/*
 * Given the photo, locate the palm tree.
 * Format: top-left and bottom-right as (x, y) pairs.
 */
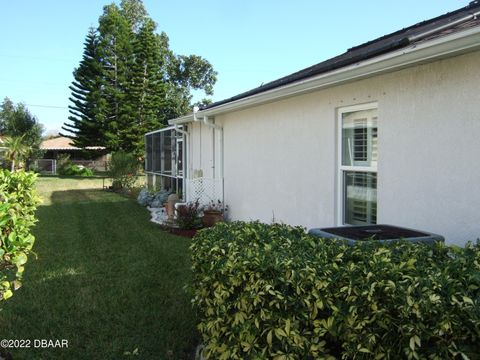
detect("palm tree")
(3, 136), (30, 171)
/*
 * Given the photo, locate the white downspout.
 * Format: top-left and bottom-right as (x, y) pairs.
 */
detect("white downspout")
(202, 116), (223, 179)
(202, 115), (225, 211)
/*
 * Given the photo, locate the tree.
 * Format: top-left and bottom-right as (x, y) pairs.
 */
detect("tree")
(61, 28), (106, 148)
(97, 3), (136, 152)
(125, 18), (166, 154)
(62, 0), (217, 158)
(0, 98), (43, 164)
(3, 136), (30, 171)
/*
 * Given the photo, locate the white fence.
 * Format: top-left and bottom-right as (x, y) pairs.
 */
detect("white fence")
(185, 177), (223, 206)
(32, 159), (108, 174)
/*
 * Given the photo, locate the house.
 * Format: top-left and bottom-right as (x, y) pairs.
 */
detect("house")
(145, 2), (480, 245)
(38, 136), (108, 173)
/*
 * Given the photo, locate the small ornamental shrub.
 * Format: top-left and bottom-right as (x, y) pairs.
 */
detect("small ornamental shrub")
(176, 200), (202, 230)
(0, 170), (40, 304)
(191, 221), (480, 360)
(108, 151), (139, 191)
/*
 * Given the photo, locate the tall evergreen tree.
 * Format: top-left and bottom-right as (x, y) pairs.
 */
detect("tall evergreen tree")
(125, 18), (166, 154)
(97, 3), (135, 152)
(61, 28), (106, 147)
(62, 0), (217, 157)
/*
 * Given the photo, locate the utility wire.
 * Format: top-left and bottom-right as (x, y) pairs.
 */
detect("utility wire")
(25, 104), (68, 109)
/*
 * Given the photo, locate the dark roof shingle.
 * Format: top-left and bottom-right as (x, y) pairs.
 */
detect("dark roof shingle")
(204, 1), (480, 110)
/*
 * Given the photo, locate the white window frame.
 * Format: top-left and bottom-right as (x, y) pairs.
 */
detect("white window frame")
(336, 102), (378, 225)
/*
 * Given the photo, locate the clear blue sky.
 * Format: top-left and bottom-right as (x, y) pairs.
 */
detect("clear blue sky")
(0, 0), (469, 134)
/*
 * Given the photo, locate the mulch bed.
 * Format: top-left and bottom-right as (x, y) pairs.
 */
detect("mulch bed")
(169, 228), (199, 238)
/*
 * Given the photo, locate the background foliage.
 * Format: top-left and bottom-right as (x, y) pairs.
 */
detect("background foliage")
(0, 97), (44, 167)
(62, 0), (217, 157)
(0, 170), (40, 305)
(191, 222), (480, 360)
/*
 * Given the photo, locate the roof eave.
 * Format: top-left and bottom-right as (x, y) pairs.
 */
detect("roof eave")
(169, 26), (480, 125)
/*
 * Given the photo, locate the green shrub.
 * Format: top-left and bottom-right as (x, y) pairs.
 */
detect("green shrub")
(61, 164), (93, 177)
(56, 153), (71, 174)
(191, 222), (480, 360)
(0, 170), (40, 303)
(56, 154), (93, 177)
(108, 151), (139, 191)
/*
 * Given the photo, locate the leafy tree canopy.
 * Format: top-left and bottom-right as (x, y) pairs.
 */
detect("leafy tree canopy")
(0, 97), (44, 163)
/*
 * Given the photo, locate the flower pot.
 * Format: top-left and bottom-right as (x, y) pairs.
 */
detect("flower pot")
(202, 210), (224, 227)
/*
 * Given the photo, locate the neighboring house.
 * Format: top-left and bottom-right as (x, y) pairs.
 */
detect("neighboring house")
(39, 136), (108, 172)
(145, 2), (480, 245)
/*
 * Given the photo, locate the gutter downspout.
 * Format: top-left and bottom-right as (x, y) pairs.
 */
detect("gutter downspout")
(202, 116), (223, 181)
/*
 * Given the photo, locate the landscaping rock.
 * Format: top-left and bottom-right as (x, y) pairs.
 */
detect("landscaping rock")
(137, 188), (153, 206)
(150, 190), (170, 208)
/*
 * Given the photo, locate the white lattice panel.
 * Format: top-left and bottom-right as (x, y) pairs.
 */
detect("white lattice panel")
(186, 177), (223, 206)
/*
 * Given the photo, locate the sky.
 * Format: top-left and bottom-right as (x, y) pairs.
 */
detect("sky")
(0, 0), (469, 134)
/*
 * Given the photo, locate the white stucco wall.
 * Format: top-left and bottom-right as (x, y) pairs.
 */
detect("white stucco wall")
(188, 50), (480, 245)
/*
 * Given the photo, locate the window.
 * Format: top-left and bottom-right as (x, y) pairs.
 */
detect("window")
(338, 104), (378, 225)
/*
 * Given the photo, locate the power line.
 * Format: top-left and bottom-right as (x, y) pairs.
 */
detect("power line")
(26, 104), (68, 110)
(0, 53), (74, 63)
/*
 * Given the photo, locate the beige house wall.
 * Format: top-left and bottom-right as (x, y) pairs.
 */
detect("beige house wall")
(188, 50), (480, 245)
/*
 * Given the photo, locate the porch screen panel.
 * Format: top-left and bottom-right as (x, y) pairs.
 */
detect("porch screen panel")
(144, 127), (185, 198)
(152, 132), (162, 172)
(162, 131), (172, 175)
(145, 134), (153, 172)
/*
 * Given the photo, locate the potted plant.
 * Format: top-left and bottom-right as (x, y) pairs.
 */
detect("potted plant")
(202, 200), (228, 227)
(172, 200), (202, 237)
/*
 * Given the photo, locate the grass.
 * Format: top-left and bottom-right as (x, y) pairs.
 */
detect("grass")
(0, 176), (198, 359)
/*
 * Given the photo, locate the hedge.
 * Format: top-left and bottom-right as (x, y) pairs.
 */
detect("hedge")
(0, 170), (40, 303)
(191, 221), (480, 359)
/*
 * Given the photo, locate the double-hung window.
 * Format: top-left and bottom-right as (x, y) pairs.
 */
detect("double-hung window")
(338, 104), (378, 225)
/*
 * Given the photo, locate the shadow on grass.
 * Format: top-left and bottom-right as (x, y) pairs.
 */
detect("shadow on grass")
(1, 190), (198, 360)
(48, 188), (128, 205)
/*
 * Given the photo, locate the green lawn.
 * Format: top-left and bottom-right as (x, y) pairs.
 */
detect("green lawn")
(0, 176), (198, 359)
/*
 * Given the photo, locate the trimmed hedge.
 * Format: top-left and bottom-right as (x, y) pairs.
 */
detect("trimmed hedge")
(191, 221), (480, 360)
(0, 170), (40, 303)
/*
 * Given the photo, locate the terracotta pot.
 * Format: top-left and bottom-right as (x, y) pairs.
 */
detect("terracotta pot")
(202, 210), (224, 227)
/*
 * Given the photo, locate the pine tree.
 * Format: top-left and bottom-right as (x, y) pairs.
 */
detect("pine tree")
(125, 18), (167, 156)
(97, 3), (135, 152)
(62, 0), (218, 157)
(61, 28), (106, 147)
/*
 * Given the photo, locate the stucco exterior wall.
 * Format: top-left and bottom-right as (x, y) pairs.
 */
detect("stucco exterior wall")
(188, 50), (480, 245)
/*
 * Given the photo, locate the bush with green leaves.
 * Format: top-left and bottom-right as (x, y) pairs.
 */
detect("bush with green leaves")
(191, 221), (480, 360)
(56, 154), (93, 177)
(108, 151), (139, 191)
(61, 164), (93, 177)
(56, 153), (71, 174)
(0, 170), (40, 303)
